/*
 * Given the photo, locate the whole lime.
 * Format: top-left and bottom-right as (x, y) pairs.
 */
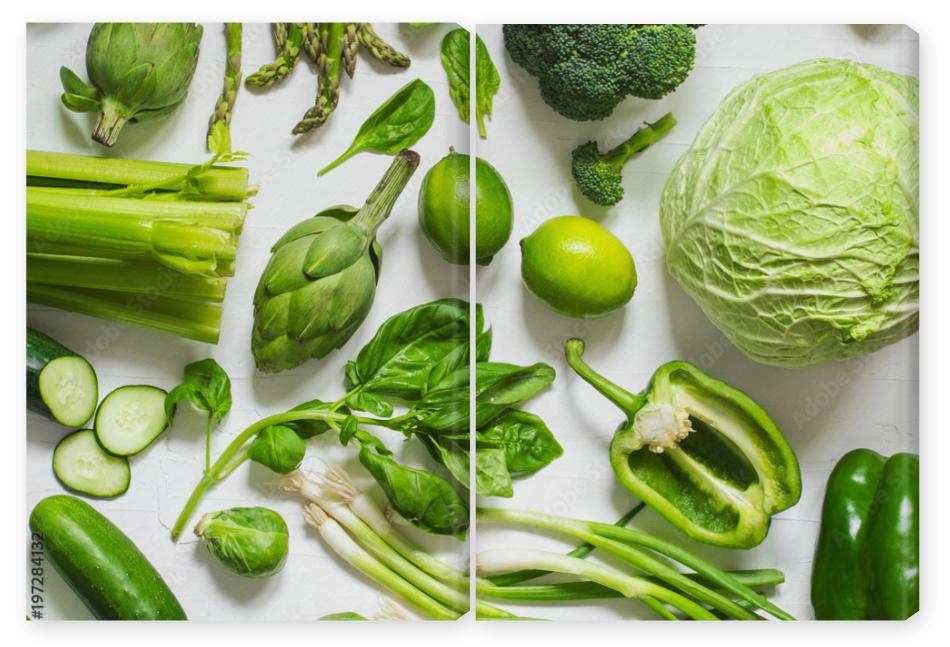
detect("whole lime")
(521, 216), (637, 318)
(417, 150), (513, 265)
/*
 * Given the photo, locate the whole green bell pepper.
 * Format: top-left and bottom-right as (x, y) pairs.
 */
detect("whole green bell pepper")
(811, 449), (919, 620)
(564, 339), (801, 549)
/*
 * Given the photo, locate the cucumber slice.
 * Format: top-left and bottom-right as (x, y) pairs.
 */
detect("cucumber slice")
(94, 385), (168, 456)
(27, 328), (98, 427)
(38, 356), (98, 426)
(53, 430), (130, 497)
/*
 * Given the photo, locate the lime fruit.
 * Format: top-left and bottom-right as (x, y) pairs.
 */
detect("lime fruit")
(520, 216), (637, 318)
(417, 150), (513, 265)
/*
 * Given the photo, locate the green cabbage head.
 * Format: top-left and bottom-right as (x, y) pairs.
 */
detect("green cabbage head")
(660, 59), (918, 367)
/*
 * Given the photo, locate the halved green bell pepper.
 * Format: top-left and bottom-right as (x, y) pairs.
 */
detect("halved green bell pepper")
(811, 449), (919, 620)
(564, 338), (801, 549)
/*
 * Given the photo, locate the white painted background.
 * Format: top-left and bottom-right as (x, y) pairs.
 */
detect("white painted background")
(26, 23), (919, 622)
(26, 22), (470, 621)
(474, 24), (919, 621)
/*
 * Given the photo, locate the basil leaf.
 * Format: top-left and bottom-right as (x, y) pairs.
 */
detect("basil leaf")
(165, 358), (232, 426)
(357, 445), (469, 536)
(283, 399), (337, 439)
(338, 415), (359, 446)
(346, 299), (476, 401)
(477, 409), (563, 478)
(417, 435), (470, 488)
(318, 79), (436, 176)
(475, 327), (492, 363)
(475, 33), (500, 138)
(345, 390), (394, 417)
(440, 28), (470, 125)
(476, 361), (555, 409)
(248, 425), (307, 473)
(405, 361), (556, 434)
(320, 612), (369, 621)
(475, 447), (513, 497)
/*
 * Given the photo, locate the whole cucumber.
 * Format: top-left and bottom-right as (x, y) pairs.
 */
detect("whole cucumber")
(29, 495), (186, 620)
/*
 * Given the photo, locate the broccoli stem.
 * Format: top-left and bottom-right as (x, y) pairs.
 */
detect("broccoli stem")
(604, 112), (677, 166)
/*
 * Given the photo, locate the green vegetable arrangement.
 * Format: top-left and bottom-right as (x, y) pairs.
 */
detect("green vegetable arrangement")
(440, 28), (500, 138)
(60, 23), (203, 147)
(660, 59), (919, 367)
(503, 24), (699, 121)
(26, 150), (254, 344)
(571, 113), (676, 206)
(252, 150), (419, 373)
(812, 450), (918, 620)
(278, 466), (792, 620)
(246, 23), (411, 135)
(565, 339), (801, 549)
(172, 299), (561, 540)
(317, 80), (436, 176)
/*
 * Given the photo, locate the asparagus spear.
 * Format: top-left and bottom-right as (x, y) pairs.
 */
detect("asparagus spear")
(293, 23), (345, 134)
(357, 23), (410, 67)
(342, 23), (360, 78)
(245, 23), (304, 88)
(207, 23), (243, 154)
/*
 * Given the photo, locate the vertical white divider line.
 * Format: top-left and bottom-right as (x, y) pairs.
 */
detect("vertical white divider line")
(467, 21), (477, 623)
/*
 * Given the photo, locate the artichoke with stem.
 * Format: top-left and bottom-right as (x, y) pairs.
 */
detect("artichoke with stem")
(252, 150), (421, 373)
(60, 23), (203, 147)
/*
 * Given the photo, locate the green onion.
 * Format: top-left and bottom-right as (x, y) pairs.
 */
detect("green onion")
(302, 503), (461, 621)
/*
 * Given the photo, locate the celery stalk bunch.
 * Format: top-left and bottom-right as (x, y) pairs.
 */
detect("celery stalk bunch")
(26, 149), (255, 344)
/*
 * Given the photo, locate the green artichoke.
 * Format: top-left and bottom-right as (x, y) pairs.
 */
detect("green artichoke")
(60, 23), (203, 147)
(252, 150), (420, 373)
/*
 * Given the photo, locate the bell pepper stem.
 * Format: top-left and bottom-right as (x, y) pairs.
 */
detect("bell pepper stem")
(564, 338), (646, 418)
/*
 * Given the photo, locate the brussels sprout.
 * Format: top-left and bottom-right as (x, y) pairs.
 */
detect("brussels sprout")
(247, 425), (306, 473)
(194, 507), (289, 578)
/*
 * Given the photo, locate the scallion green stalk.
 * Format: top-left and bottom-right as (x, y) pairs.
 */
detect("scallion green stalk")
(477, 507), (792, 620)
(303, 503), (460, 621)
(476, 549), (716, 621)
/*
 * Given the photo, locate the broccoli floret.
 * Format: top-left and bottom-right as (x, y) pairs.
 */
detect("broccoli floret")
(503, 24), (698, 121)
(571, 113), (677, 206)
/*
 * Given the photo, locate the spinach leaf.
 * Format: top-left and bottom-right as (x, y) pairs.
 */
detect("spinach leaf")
(440, 28), (470, 125)
(357, 445), (469, 536)
(477, 409), (563, 478)
(475, 447), (513, 497)
(165, 358), (232, 426)
(475, 33), (500, 138)
(247, 425), (307, 473)
(345, 299), (476, 403)
(318, 79), (436, 176)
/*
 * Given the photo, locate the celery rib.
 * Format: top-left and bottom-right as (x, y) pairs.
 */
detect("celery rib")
(26, 150), (251, 201)
(27, 283), (221, 344)
(28, 254), (227, 302)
